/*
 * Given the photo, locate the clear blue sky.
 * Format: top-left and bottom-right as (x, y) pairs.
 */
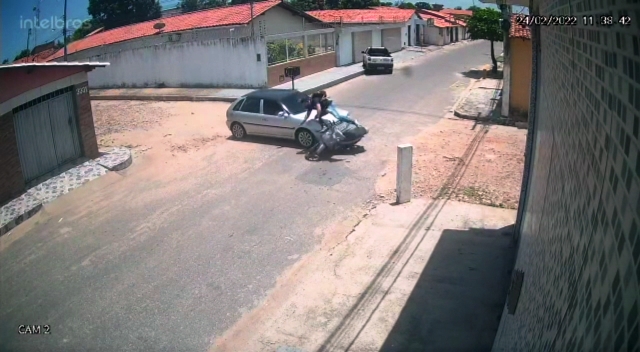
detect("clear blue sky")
(1, 0), (518, 62)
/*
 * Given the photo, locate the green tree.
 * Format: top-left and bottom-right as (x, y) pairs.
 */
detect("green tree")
(88, 0), (162, 30)
(14, 49), (31, 61)
(380, 1), (394, 5)
(454, 5), (462, 9)
(414, 2), (432, 9)
(339, 0), (378, 9)
(180, 0), (226, 12)
(467, 5), (481, 11)
(288, 0), (320, 11)
(466, 7), (502, 72)
(396, 1), (416, 9)
(71, 19), (102, 42)
(2, 59), (9, 64)
(431, 3), (443, 10)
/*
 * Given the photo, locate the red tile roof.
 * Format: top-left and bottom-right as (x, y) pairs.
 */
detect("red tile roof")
(510, 15), (531, 39)
(440, 9), (473, 17)
(418, 9), (464, 27)
(13, 48), (58, 63)
(307, 7), (416, 24)
(47, 0), (281, 61)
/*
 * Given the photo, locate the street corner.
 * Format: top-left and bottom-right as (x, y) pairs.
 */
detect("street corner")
(95, 147), (133, 171)
(0, 194), (43, 237)
(0, 149), (132, 238)
(453, 79), (502, 121)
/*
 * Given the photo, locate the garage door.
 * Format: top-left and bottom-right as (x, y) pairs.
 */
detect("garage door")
(352, 30), (372, 63)
(382, 28), (402, 53)
(13, 87), (81, 182)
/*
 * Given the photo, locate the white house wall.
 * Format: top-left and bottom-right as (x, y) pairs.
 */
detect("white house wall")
(372, 29), (382, 47)
(337, 30), (354, 66)
(424, 26), (444, 46)
(258, 6), (326, 35)
(84, 37), (267, 88)
(401, 26), (409, 46)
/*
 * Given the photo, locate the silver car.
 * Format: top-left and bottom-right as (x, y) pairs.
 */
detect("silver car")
(225, 89), (344, 148)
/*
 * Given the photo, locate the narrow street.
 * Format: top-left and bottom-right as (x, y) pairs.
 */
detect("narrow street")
(0, 41), (502, 351)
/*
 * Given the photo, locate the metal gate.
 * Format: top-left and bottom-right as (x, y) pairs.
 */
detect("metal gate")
(381, 28), (402, 53)
(352, 30), (373, 63)
(13, 88), (81, 182)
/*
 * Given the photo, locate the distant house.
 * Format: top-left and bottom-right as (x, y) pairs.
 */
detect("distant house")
(46, 0), (335, 89)
(439, 8), (474, 19)
(505, 16), (531, 118)
(307, 7), (424, 66)
(13, 41), (59, 63)
(418, 9), (468, 46)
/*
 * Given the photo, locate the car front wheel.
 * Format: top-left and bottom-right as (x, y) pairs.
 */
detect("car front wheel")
(296, 129), (315, 148)
(230, 122), (246, 139)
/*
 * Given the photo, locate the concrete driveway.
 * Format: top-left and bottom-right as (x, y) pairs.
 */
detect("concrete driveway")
(0, 40), (502, 352)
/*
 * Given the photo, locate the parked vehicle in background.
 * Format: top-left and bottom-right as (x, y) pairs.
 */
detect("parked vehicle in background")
(225, 89), (368, 149)
(362, 47), (394, 74)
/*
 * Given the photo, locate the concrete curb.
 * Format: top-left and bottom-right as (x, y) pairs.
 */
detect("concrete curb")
(0, 149), (133, 237)
(451, 79), (479, 118)
(90, 94), (237, 102)
(90, 71), (367, 102)
(0, 200), (42, 237)
(299, 70), (365, 94)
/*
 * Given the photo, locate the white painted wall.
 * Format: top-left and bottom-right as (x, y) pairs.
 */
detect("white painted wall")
(84, 37), (268, 88)
(424, 26), (444, 46)
(401, 26), (408, 47)
(337, 30), (354, 66)
(372, 29), (382, 47)
(257, 5), (325, 35)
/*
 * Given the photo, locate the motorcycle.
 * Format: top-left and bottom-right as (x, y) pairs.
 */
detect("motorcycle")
(305, 101), (368, 160)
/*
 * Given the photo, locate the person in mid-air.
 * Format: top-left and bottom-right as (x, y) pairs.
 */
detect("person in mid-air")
(300, 90), (328, 130)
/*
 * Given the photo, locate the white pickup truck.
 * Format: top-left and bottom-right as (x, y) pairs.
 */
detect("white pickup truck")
(361, 47), (394, 74)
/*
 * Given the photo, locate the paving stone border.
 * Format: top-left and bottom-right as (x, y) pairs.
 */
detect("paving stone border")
(0, 148), (132, 236)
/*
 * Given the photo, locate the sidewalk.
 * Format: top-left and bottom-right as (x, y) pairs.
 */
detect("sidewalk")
(212, 199), (516, 352)
(0, 147), (132, 236)
(453, 78), (503, 120)
(90, 48), (438, 102)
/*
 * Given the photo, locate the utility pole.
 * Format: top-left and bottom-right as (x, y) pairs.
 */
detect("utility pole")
(250, 0), (255, 38)
(33, 4), (40, 48)
(63, 0), (68, 61)
(27, 28), (32, 53)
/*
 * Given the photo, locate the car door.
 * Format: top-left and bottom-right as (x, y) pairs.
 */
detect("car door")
(261, 99), (296, 138)
(235, 97), (265, 135)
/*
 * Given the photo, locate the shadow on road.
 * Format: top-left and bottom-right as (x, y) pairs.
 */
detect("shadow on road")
(226, 135), (302, 149)
(315, 117), (517, 352)
(378, 225), (516, 352)
(459, 69), (504, 80)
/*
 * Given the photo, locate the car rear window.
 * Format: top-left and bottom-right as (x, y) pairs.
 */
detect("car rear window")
(367, 48), (390, 57)
(232, 98), (245, 111)
(281, 92), (310, 115)
(240, 97), (261, 114)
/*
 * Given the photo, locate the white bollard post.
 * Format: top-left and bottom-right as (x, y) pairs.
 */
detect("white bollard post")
(396, 144), (413, 204)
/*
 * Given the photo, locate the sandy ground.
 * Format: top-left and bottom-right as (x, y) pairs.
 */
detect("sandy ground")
(93, 100), (233, 158)
(376, 117), (527, 209)
(212, 199), (516, 352)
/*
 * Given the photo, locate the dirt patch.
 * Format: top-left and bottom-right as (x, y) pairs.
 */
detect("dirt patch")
(376, 117), (527, 209)
(92, 101), (231, 158)
(169, 136), (222, 153)
(92, 101), (171, 136)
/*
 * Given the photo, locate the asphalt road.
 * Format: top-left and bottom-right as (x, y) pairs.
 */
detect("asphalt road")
(0, 40), (502, 352)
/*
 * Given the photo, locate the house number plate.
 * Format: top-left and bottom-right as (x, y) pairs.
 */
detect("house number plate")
(76, 86), (88, 95)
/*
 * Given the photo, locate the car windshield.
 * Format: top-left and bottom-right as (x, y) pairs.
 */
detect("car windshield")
(281, 92), (310, 115)
(368, 48), (390, 57)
